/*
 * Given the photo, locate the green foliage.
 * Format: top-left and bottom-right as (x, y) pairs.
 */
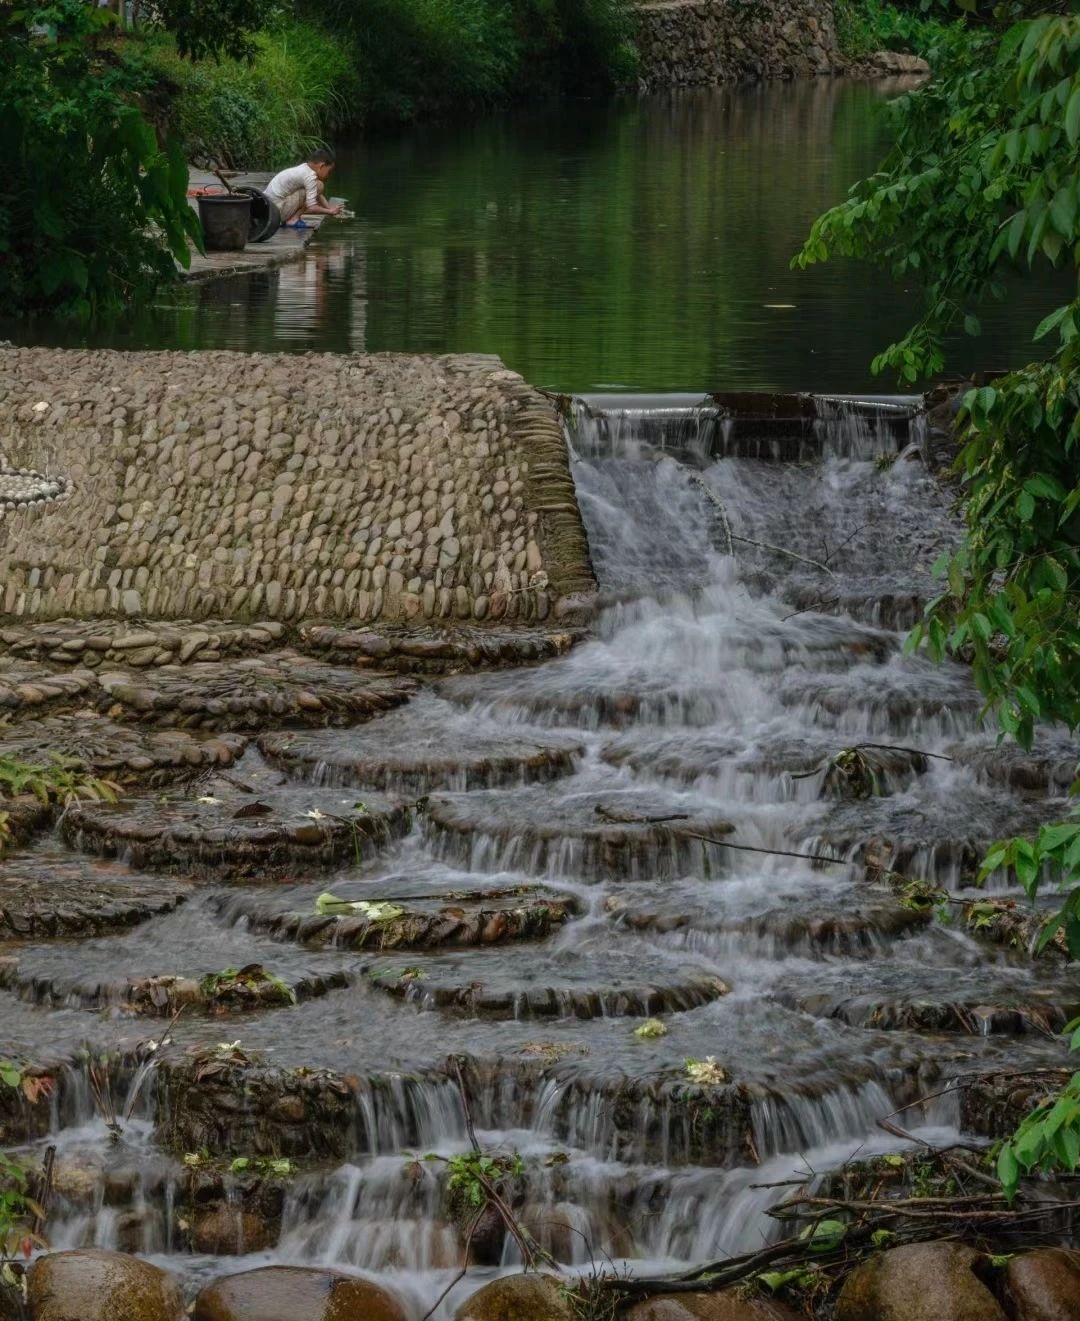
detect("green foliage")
(444, 1148), (524, 1210)
(301, 0), (636, 123)
(138, 20), (360, 169)
(997, 1070), (1080, 1201)
(0, 756), (119, 809)
(149, 0), (280, 61)
(198, 965), (295, 1005)
(0, 1065), (38, 1261)
(1, 0), (200, 318)
(795, 11), (1080, 384)
(798, 0), (1080, 1203)
(834, 0), (964, 60)
(228, 1155), (296, 1177)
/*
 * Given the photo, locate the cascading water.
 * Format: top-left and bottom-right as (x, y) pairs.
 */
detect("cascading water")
(7, 393), (1077, 1316)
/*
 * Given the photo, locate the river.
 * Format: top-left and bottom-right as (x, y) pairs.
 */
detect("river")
(3, 80), (1061, 393)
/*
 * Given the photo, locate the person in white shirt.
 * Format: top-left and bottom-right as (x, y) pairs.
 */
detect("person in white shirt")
(264, 149), (344, 224)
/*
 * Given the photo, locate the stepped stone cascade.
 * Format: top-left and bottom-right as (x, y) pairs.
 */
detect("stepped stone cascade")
(0, 383), (1078, 1318)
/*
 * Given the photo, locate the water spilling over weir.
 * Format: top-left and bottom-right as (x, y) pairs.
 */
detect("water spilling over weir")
(3, 393), (1078, 1315)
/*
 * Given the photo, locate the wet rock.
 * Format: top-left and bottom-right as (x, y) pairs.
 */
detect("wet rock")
(836, 1242), (1006, 1321)
(27, 1249), (184, 1321)
(92, 656), (417, 731)
(62, 764), (411, 880)
(455, 1273), (574, 1321)
(0, 849), (191, 939)
(0, 717), (247, 787)
(156, 1058), (357, 1161)
(961, 1069), (1070, 1140)
(363, 947), (729, 1019)
(218, 886), (579, 953)
(425, 787), (734, 882)
(626, 1293), (800, 1319)
(1007, 1247), (1080, 1319)
(193, 1265), (407, 1321)
(191, 1206), (275, 1255)
(258, 697), (582, 794)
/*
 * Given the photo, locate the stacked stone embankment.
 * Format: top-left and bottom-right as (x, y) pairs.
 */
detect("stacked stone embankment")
(634, 0), (930, 87)
(0, 348), (595, 632)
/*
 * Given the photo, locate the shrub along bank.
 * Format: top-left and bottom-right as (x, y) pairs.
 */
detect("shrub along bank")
(138, 0), (639, 171)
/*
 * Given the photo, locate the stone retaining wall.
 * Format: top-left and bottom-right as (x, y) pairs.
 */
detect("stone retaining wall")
(0, 349), (595, 628)
(634, 0), (929, 87)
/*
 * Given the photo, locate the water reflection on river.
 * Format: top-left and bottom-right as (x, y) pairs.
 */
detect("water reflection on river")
(7, 79), (1059, 391)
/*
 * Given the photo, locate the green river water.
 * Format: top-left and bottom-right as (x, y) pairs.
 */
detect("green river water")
(6, 79), (1061, 393)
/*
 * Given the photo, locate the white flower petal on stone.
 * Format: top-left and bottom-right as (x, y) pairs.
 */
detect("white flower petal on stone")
(304, 808), (327, 820)
(196, 795), (221, 804)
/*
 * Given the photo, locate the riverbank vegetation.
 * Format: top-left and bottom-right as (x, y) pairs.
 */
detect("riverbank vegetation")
(136, 0), (638, 170)
(798, 0), (1080, 1190)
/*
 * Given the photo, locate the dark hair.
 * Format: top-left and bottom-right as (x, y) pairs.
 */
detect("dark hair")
(308, 148), (336, 166)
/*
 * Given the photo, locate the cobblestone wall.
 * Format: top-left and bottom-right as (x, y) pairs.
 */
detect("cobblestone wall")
(634, 0), (929, 86)
(0, 349), (595, 627)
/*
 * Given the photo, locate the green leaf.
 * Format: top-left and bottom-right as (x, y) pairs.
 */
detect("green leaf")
(1034, 304), (1071, 341)
(1067, 86), (1080, 146)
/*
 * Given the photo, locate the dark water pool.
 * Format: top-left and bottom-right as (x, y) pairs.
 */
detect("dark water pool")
(5, 80), (1061, 392)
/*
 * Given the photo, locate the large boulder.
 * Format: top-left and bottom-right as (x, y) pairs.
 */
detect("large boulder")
(626, 1291), (800, 1318)
(837, 1243), (1006, 1321)
(193, 1266), (407, 1321)
(27, 1250), (184, 1321)
(1008, 1249), (1080, 1320)
(455, 1274), (575, 1321)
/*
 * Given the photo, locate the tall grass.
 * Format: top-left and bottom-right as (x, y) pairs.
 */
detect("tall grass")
(141, 19), (361, 169)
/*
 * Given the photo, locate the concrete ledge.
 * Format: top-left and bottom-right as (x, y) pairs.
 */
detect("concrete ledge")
(0, 348), (597, 627)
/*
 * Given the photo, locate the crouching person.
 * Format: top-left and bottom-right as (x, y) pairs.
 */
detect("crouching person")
(264, 148), (343, 223)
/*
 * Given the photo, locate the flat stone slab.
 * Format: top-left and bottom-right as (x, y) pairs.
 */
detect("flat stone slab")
(424, 786), (734, 880)
(214, 884), (579, 952)
(180, 214), (324, 284)
(779, 664), (983, 731)
(361, 948), (730, 1019)
(299, 623), (583, 671)
(772, 962), (1080, 1035)
(93, 654), (417, 729)
(600, 730), (926, 797)
(1, 960), (349, 1017)
(0, 716), (247, 786)
(606, 879), (929, 957)
(947, 733), (1080, 795)
(61, 763), (412, 879)
(812, 785), (1068, 884)
(257, 696), (582, 794)
(437, 667), (731, 729)
(0, 848), (192, 938)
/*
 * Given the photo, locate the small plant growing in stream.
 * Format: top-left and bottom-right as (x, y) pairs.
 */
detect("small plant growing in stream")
(198, 965), (295, 1007)
(444, 1150), (524, 1213)
(634, 1018), (668, 1039)
(684, 1056), (726, 1085)
(997, 1069), (1080, 1203)
(228, 1156), (296, 1178)
(0, 1062), (44, 1263)
(314, 893), (404, 923)
(0, 755), (118, 807)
